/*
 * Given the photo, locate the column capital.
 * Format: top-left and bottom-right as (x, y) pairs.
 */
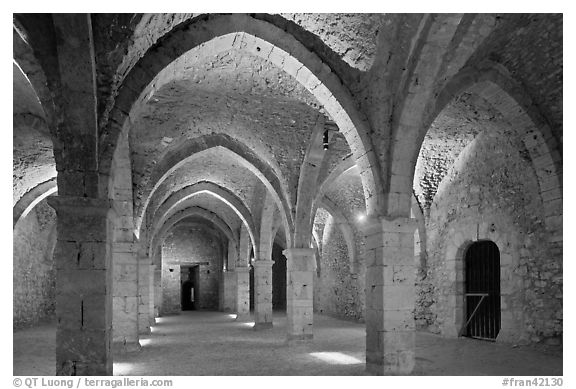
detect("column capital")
(49, 196), (113, 242)
(252, 260), (274, 268)
(234, 266), (250, 273)
(282, 248), (316, 258)
(47, 195), (112, 215)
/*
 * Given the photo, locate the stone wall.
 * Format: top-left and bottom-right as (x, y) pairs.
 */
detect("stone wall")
(418, 129), (562, 344)
(161, 264), (181, 315)
(314, 216), (364, 321)
(13, 199), (56, 328)
(161, 225), (223, 312)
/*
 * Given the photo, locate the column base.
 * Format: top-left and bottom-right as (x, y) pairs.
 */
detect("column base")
(286, 333), (313, 343)
(112, 341), (141, 354)
(253, 322), (273, 330)
(366, 352), (415, 375)
(57, 360), (112, 376)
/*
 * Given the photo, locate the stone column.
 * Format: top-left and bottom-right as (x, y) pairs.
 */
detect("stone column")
(235, 267), (250, 321)
(363, 217), (417, 375)
(112, 242), (140, 353)
(253, 260), (273, 329)
(48, 196), (113, 376)
(284, 248), (315, 340)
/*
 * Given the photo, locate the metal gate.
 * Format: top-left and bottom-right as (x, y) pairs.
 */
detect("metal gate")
(463, 240), (501, 340)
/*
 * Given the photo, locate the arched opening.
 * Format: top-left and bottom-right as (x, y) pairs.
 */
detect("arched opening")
(161, 222), (225, 314)
(463, 240), (501, 341)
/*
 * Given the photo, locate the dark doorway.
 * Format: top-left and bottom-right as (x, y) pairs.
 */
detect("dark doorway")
(181, 265), (199, 311)
(272, 243), (287, 311)
(464, 240), (501, 340)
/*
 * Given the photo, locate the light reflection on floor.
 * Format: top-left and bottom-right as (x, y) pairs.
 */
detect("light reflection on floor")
(113, 362), (134, 375)
(139, 339), (151, 347)
(309, 352), (363, 365)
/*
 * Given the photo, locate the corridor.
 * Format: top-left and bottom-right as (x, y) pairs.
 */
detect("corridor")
(14, 312), (562, 376)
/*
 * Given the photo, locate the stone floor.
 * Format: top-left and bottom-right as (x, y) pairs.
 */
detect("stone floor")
(14, 311), (562, 376)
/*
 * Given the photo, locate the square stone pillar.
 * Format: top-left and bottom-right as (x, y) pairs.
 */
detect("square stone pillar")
(112, 242), (140, 353)
(48, 196), (113, 376)
(137, 258), (154, 334)
(363, 217), (417, 375)
(220, 270), (236, 312)
(235, 267), (250, 321)
(283, 248), (315, 341)
(148, 264), (155, 324)
(253, 260), (274, 329)
(154, 267), (162, 317)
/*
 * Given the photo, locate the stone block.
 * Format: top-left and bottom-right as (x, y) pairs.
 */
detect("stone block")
(58, 269), (108, 296)
(54, 241), (80, 270)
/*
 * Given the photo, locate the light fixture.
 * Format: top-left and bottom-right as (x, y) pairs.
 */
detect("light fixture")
(323, 130), (329, 150)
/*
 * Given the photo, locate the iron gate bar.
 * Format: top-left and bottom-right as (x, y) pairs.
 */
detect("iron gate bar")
(459, 294), (487, 337)
(464, 240), (501, 340)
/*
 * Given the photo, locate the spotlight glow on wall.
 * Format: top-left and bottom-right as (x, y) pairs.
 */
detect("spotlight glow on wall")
(309, 352), (363, 365)
(242, 322), (255, 327)
(357, 213), (366, 222)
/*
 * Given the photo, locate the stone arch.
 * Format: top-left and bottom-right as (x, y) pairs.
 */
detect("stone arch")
(314, 155), (356, 207)
(13, 113), (49, 135)
(440, 220), (522, 344)
(109, 127), (135, 243)
(149, 181), (258, 253)
(293, 115), (325, 248)
(13, 25), (56, 130)
(13, 103), (56, 208)
(99, 13), (381, 214)
(386, 15), (500, 218)
(13, 178), (57, 228)
(150, 206), (238, 259)
(257, 190), (277, 262)
(410, 192), (427, 273)
(135, 134), (291, 248)
(394, 60), (562, 236)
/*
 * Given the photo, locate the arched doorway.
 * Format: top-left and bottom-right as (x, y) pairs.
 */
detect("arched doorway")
(464, 240), (501, 340)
